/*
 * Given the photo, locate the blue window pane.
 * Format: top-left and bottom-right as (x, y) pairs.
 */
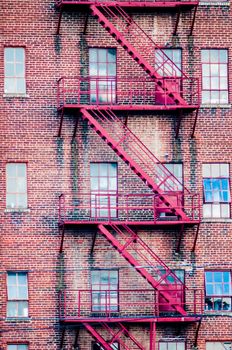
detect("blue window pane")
(223, 284), (230, 295)
(203, 179), (212, 190)
(205, 272), (213, 282)
(214, 272), (222, 282)
(205, 191), (212, 202)
(212, 179), (220, 190)
(221, 191), (229, 202)
(206, 285), (214, 295)
(221, 179), (229, 190)
(223, 272), (230, 283)
(215, 284), (223, 295)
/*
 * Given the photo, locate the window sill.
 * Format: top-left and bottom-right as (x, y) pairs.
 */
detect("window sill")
(3, 93), (29, 98)
(5, 317), (31, 322)
(200, 104), (231, 109)
(202, 218), (232, 223)
(4, 208), (30, 213)
(204, 311), (232, 316)
(199, 2), (230, 6)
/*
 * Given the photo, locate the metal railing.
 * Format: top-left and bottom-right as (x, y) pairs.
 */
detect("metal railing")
(57, 76), (200, 109)
(56, 0), (199, 6)
(58, 288), (203, 320)
(58, 192), (200, 224)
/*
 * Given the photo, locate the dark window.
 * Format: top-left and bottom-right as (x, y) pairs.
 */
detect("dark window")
(205, 271), (232, 311)
(202, 163), (230, 218)
(201, 49), (228, 105)
(90, 162), (117, 218)
(91, 270), (119, 312)
(93, 342), (119, 350)
(7, 272), (29, 318)
(4, 47), (26, 94)
(89, 48), (116, 104)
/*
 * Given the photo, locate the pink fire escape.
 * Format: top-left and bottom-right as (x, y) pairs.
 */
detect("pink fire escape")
(55, 0), (202, 349)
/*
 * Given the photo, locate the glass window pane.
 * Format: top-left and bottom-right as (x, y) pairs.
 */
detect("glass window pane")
(202, 164), (211, 177)
(89, 48), (97, 62)
(223, 271), (230, 283)
(203, 204), (212, 218)
(18, 286), (28, 299)
(206, 284), (214, 295)
(205, 272), (213, 282)
(7, 301), (18, 317)
(202, 65), (210, 77)
(201, 50), (209, 63)
(5, 63), (15, 77)
(219, 50), (228, 63)
(108, 49), (116, 62)
(211, 50), (219, 63)
(16, 78), (26, 93)
(17, 194), (27, 208)
(202, 91), (210, 104)
(212, 204), (221, 217)
(90, 163), (98, 176)
(221, 204), (230, 218)
(99, 49), (107, 62)
(220, 91), (228, 104)
(89, 63), (98, 76)
(5, 48), (15, 62)
(99, 163), (108, 176)
(16, 63), (25, 77)
(7, 272), (17, 285)
(8, 286), (18, 299)
(211, 164), (220, 177)
(18, 301), (29, 317)
(211, 64), (219, 77)
(5, 77), (16, 93)
(15, 48), (25, 62)
(220, 164), (229, 177)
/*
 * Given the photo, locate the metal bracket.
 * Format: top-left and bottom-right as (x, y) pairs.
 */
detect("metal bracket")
(90, 231), (97, 256)
(173, 10), (181, 36)
(60, 327), (66, 350)
(192, 222), (200, 252)
(83, 13), (89, 35)
(194, 317), (202, 347)
(191, 108), (199, 138)
(190, 5), (198, 36)
(58, 108), (64, 137)
(59, 224), (65, 254)
(57, 8), (63, 35)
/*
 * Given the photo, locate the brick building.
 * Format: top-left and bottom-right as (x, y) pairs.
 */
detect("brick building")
(1, 0), (232, 349)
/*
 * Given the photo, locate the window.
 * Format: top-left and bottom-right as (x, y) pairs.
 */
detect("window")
(7, 272), (29, 318)
(6, 163), (27, 209)
(93, 344), (118, 350)
(90, 162), (117, 218)
(164, 163), (183, 191)
(89, 48), (116, 104)
(4, 47), (26, 94)
(202, 163), (230, 218)
(159, 342), (185, 350)
(155, 49), (182, 105)
(206, 343), (232, 350)
(91, 270), (119, 312)
(155, 49), (182, 77)
(201, 49), (228, 105)
(205, 271), (232, 311)
(7, 346), (28, 350)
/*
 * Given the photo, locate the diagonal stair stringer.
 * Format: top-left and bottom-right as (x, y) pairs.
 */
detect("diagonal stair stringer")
(90, 4), (188, 106)
(81, 108), (189, 221)
(98, 224), (187, 316)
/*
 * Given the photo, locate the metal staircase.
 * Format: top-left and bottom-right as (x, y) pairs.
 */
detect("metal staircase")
(84, 322), (146, 350)
(98, 224), (186, 315)
(81, 108), (192, 221)
(90, 4), (188, 106)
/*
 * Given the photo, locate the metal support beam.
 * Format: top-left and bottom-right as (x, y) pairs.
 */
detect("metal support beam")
(150, 322), (156, 350)
(90, 231), (97, 256)
(175, 110), (183, 139)
(73, 328), (80, 349)
(73, 114), (79, 138)
(58, 109), (64, 137)
(59, 225), (65, 254)
(191, 108), (199, 138)
(173, 10), (181, 36)
(83, 13), (89, 35)
(60, 327), (66, 350)
(57, 8), (63, 35)
(189, 5), (198, 36)
(192, 222), (200, 252)
(176, 224), (184, 253)
(194, 318), (202, 347)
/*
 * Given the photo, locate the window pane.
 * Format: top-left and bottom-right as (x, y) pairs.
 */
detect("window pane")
(5, 48), (15, 61)
(4, 48), (25, 94)
(18, 301), (29, 317)
(7, 301), (18, 317)
(15, 48), (25, 62)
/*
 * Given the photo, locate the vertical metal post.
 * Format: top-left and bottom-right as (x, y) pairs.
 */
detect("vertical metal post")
(150, 322), (156, 350)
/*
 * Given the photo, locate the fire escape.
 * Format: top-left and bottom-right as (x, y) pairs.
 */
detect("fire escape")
(55, 0), (202, 349)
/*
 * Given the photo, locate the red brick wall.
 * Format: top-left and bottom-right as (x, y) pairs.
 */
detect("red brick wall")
(1, 0), (232, 349)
